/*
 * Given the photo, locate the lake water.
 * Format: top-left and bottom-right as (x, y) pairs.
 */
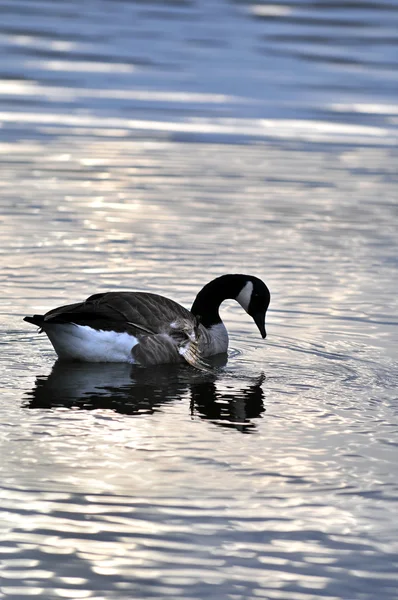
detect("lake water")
(1, 0), (398, 598)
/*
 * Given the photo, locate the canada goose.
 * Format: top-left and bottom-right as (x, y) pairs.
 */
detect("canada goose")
(24, 274), (270, 369)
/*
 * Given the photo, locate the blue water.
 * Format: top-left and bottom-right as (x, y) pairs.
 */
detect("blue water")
(0, 1), (397, 598)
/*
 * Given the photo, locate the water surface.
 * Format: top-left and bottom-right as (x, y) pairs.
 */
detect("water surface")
(1, 1), (398, 599)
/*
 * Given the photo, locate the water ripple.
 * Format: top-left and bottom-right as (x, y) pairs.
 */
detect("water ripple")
(1, 1), (398, 598)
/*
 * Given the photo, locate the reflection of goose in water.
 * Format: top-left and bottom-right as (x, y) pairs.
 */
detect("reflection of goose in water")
(25, 359), (265, 432)
(190, 374), (265, 433)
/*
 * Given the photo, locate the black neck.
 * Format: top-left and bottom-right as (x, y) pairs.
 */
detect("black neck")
(191, 275), (249, 329)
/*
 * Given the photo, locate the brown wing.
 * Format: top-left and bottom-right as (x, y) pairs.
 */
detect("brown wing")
(42, 291), (193, 337)
(42, 292), (209, 369)
(131, 334), (182, 366)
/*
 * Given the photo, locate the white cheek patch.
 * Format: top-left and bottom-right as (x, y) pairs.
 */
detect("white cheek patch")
(236, 281), (253, 312)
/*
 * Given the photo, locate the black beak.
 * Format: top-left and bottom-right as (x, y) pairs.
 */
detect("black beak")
(253, 312), (266, 339)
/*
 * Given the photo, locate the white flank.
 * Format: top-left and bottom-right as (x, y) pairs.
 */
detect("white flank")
(236, 281), (253, 313)
(44, 324), (138, 363)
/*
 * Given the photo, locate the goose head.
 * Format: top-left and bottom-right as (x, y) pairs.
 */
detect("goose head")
(235, 276), (270, 339)
(191, 274), (270, 339)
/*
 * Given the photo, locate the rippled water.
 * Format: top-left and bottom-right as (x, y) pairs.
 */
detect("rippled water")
(1, 0), (398, 598)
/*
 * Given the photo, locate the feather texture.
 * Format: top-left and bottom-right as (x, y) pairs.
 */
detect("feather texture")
(26, 292), (227, 368)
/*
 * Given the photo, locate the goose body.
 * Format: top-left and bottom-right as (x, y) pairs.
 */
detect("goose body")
(24, 274), (270, 368)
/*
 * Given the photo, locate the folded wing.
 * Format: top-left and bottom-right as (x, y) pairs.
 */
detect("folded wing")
(35, 291), (208, 369)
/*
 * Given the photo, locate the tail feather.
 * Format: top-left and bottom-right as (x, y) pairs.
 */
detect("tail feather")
(24, 315), (45, 327)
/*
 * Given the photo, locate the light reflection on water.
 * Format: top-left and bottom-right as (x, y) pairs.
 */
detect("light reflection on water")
(1, 0), (398, 598)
